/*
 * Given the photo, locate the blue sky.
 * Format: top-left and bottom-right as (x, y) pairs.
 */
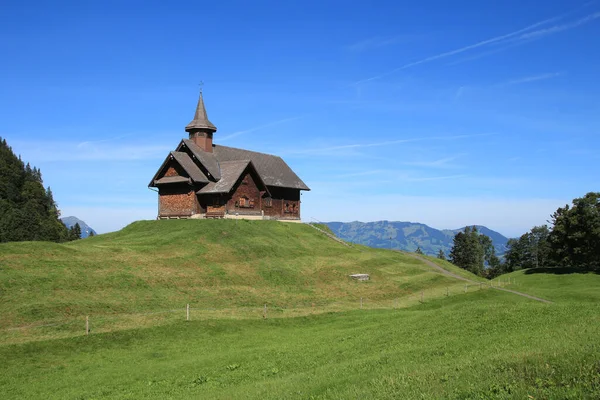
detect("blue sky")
(1, 0), (599, 237)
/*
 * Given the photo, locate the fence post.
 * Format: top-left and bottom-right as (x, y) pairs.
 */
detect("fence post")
(263, 304), (267, 319)
(420, 291), (424, 303)
(85, 316), (89, 335)
(446, 287), (449, 297)
(186, 304), (190, 321)
(360, 297), (363, 309)
(464, 284), (468, 293)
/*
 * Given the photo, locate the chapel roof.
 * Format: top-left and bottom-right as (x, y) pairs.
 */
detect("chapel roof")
(197, 160), (260, 194)
(212, 145), (310, 190)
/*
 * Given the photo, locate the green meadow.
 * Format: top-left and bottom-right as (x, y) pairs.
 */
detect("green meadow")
(0, 220), (598, 398)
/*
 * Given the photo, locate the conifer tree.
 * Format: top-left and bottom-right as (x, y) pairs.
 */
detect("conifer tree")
(71, 223), (82, 240)
(437, 249), (446, 260)
(0, 137), (69, 242)
(449, 226), (496, 276)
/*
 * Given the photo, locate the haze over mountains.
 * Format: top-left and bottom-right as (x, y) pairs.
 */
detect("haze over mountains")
(326, 221), (510, 257)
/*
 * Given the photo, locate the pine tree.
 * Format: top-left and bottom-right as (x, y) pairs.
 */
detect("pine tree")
(437, 249), (446, 260)
(70, 223), (82, 240)
(415, 246), (424, 255)
(88, 230), (95, 237)
(0, 137), (69, 242)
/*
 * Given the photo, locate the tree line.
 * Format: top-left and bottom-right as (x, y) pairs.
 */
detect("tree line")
(432, 192), (599, 278)
(0, 137), (82, 243)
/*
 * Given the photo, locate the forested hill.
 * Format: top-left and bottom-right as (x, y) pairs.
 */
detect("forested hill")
(326, 221), (510, 257)
(0, 137), (68, 242)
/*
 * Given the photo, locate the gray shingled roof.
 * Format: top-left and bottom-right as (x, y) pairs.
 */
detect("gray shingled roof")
(154, 176), (191, 185)
(179, 139), (221, 180)
(213, 145), (310, 190)
(170, 151), (209, 183)
(197, 160), (250, 194)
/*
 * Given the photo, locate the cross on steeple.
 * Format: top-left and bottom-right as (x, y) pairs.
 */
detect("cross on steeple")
(198, 81), (204, 94)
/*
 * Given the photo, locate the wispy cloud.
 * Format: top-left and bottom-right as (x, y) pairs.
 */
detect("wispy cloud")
(332, 170), (387, 178)
(499, 72), (563, 87)
(10, 139), (171, 162)
(354, 6), (599, 84)
(220, 116), (302, 141)
(77, 133), (138, 147)
(404, 154), (466, 169)
(516, 11), (600, 41)
(454, 86), (466, 101)
(403, 174), (468, 182)
(285, 133), (495, 157)
(345, 34), (420, 52)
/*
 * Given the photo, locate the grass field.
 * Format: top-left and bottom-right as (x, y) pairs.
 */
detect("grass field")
(1, 220), (599, 398)
(1, 279), (598, 399)
(0, 220), (479, 343)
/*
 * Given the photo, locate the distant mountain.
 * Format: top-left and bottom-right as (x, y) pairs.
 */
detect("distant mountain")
(61, 216), (97, 238)
(325, 221), (510, 257)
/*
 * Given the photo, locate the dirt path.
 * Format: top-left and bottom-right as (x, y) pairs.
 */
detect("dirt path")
(405, 253), (553, 304)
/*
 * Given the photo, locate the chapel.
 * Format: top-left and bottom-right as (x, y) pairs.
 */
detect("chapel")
(149, 92), (310, 220)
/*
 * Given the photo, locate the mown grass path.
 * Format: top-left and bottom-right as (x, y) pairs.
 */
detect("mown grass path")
(405, 253), (552, 303)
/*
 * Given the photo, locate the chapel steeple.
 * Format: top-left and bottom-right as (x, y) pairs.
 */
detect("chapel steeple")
(185, 91), (217, 153)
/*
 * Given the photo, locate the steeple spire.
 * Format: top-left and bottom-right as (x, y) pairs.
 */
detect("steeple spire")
(185, 91), (217, 133)
(185, 89), (217, 153)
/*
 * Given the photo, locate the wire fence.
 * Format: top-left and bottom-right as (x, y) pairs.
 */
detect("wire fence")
(0, 278), (517, 344)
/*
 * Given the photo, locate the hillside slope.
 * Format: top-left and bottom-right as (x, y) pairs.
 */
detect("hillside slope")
(0, 220), (482, 342)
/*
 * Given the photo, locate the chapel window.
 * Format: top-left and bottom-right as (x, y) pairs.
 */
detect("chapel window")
(239, 196), (253, 208)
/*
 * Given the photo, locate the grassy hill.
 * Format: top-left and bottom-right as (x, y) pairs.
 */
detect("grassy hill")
(2, 220), (599, 399)
(0, 219), (479, 343)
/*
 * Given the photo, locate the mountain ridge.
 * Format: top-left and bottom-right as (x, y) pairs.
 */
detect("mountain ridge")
(326, 220), (510, 257)
(60, 216), (96, 238)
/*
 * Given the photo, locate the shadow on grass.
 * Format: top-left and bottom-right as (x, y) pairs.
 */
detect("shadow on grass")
(524, 266), (600, 275)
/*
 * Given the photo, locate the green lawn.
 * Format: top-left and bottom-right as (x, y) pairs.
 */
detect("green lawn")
(494, 267), (600, 303)
(1, 286), (598, 399)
